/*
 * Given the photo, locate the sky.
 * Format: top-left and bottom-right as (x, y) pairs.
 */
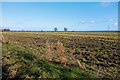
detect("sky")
(2, 2), (118, 31)
(1, 0), (119, 2)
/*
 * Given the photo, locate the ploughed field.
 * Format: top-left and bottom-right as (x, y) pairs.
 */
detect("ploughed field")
(2, 31), (120, 79)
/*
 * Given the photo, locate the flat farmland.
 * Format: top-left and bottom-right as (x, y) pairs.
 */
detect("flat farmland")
(2, 31), (120, 79)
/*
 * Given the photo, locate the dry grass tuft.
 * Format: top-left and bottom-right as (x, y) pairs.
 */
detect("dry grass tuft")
(45, 40), (51, 60)
(77, 59), (87, 71)
(45, 40), (51, 54)
(2, 35), (6, 43)
(45, 40), (54, 60)
(77, 59), (83, 69)
(56, 40), (64, 55)
(45, 40), (68, 66)
(2, 35), (11, 44)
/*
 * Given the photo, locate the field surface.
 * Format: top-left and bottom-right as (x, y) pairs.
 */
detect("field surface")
(2, 31), (120, 79)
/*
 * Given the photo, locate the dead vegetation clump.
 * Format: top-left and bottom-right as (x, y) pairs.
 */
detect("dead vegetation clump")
(45, 40), (87, 67)
(45, 40), (68, 66)
(45, 40), (55, 61)
(52, 56), (68, 66)
(55, 40), (68, 65)
(2, 35), (6, 43)
(56, 40), (64, 55)
(45, 40), (51, 54)
(45, 40), (51, 60)
(2, 35), (11, 44)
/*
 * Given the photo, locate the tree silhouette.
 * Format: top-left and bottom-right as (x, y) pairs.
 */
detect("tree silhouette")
(2, 29), (10, 32)
(54, 27), (58, 31)
(64, 27), (68, 31)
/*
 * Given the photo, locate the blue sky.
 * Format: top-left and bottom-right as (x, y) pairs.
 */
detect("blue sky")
(2, 2), (118, 31)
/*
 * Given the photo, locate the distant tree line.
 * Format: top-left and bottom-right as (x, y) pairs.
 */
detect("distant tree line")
(54, 27), (68, 32)
(2, 29), (10, 32)
(1, 28), (69, 32)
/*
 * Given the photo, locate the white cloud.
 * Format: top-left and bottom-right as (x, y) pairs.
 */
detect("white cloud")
(90, 20), (95, 23)
(114, 22), (118, 26)
(108, 19), (113, 21)
(105, 19), (113, 22)
(100, 2), (111, 6)
(81, 21), (86, 24)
